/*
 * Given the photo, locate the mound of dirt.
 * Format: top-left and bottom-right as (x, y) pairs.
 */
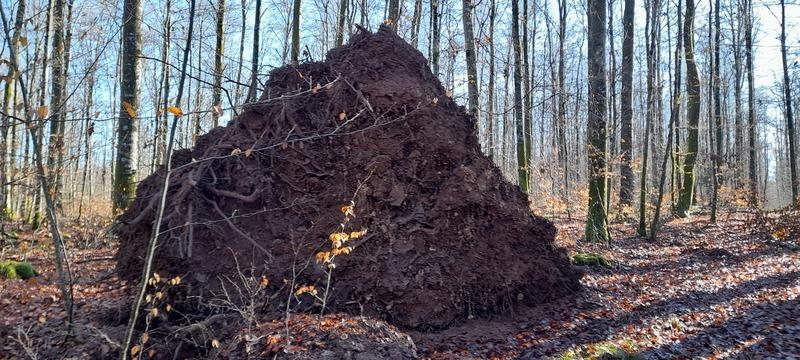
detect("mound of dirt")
(116, 26), (581, 330)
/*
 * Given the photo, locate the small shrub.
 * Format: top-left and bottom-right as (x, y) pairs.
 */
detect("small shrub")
(0, 261), (37, 279)
(572, 253), (613, 268)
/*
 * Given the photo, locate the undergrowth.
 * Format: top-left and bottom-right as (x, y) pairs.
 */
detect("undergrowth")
(558, 340), (641, 360)
(571, 253), (613, 268)
(0, 260), (37, 279)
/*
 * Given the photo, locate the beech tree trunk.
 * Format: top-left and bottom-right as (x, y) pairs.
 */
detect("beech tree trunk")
(675, 0), (700, 217)
(619, 0), (634, 209)
(212, 0), (225, 127)
(112, 0), (143, 214)
(462, 0), (479, 122)
(780, 0), (797, 204)
(745, 0), (757, 205)
(511, 0), (528, 193)
(586, 0), (609, 242)
(291, 0), (301, 65)
(486, 0), (496, 159)
(246, 0), (262, 102)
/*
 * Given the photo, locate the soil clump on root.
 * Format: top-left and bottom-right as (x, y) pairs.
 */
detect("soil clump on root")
(116, 25), (581, 330)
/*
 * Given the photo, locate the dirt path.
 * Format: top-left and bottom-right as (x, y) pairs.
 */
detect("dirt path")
(1, 214), (798, 359)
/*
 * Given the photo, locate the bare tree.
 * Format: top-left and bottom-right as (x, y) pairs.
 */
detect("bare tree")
(619, 0), (634, 209)
(335, 0), (348, 47)
(430, 0), (441, 76)
(462, 0), (479, 122)
(512, 0), (529, 193)
(291, 0), (301, 65)
(780, 0), (797, 204)
(586, 0), (609, 241)
(212, 0), (226, 127)
(112, 0), (142, 214)
(246, 0), (262, 102)
(675, 0), (700, 217)
(486, 0), (496, 159)
(744, 0), (757, 205)
(387, 0), (400, 31)
(711, 0), (722, 221)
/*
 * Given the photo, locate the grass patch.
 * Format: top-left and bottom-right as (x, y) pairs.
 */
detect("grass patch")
(0, 260), (37, 279)
(572, 252), (613, 268)
(559, 341), (641, 360)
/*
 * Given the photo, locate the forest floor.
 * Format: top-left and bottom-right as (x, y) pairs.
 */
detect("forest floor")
(1, 211), (799, 359)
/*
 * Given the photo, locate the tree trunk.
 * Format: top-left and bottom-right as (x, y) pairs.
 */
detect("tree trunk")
(462, 0), (479, 123)
(429, 0), (440, 76)
(387, 0), (400, 31)
(247, 0), (262, 102)
(555, 0), (569, 202)
(745, 0), (757, 205)
(157, 0), (172, 166)
(711, 0), (722, 221)
(46, 0), (67, 209)
(410, 0), (422, 48)
(512, 0), (528, 193)
(586, 0), (609, 242)
(780, 0), (797, 204)
(1, 0), (25, 219)
(675, 0), (700, 217)
(291, 0), (301, 65)
(486, 0), (496, 159)
(335, 0), (348, 47)
(638, 0), (656, 236)
(619, 0), (634, 209)
(113, 0), (143, 214)
(652, 0), (684, 239)
(235, 0), (246, 106)
(212, 0), (225, 127)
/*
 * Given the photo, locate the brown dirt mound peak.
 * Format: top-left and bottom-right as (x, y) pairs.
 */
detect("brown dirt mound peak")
(116, 26), (581, 330)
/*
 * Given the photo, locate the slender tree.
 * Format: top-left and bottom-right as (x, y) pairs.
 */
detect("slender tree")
(430, 0), (440, 76)
(711, 0), (722, 221)
(410, 0), (422, 48)
(586, 0), (609, 242)
(212, 0), (225, 127)
(745, 0), (757, 205)
(486, 0), (496, 159)
(247, 0), (262, 102)
(462, 0), (479, 122)
(113, 0), (143, 214)
(291, 0), (301, 65)
(387, 0), (400, 31)
(335, 0), (348, 47)
(512, 0), (528, 193)
(46, 0), (67, 209)
(652, 0), (684, 239)
(1, 0), (26, 219)
(780, 0), (797, 204)
(638, 0), (658, 236)
(557, 0), (568, 191)
(675, 0), (700, 217)
(619, 0), (635, 209)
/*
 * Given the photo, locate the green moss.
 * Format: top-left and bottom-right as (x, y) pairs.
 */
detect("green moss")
(572, 252), (613, 268)
(0, 262), (17, 279)
(558, 341), (641, 360)
(0, 261), (37, 279)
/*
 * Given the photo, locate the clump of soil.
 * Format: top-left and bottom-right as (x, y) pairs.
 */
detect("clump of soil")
(116, 25), (581, 330)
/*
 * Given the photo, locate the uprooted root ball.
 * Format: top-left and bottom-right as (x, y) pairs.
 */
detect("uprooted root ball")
(116, 26), (581, 330)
